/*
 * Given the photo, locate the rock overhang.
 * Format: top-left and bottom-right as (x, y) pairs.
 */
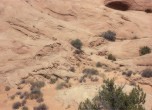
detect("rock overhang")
(104, 0), (152, 13)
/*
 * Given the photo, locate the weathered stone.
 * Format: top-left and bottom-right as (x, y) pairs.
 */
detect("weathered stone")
(104, 0), (152, 12)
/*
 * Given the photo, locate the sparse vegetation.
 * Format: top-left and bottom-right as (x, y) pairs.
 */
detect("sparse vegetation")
(12, 102), (22, 109)
(101, 30), (116, 41)
(10, 95), (15, 100)
(56, 82), (71, 90)
(69, 67), (75, 72)
(36, 97), (44, 103)
(79, 79), (146, 110)
(30, 81), (45, 89)
(30, 87), (43, 100)
(29, 81), (45, 99)
(71, 39), (83, 50)
(96, 62), (102, 67)
(139, 46), (151, 56)
(83, 68), (99, 76)
(5, 86), (10, 91)
(108, 54), (116, 61)
(34, 104), (48, 110)
(22, 106), (28, 110)
(79, 75), (87, 83)
(56, 82), (66, 90)
(122, 70), (133, 77)
(141, 69), (152, 78)
(50, 77), (58, 84)
(21, 100), (27, 106)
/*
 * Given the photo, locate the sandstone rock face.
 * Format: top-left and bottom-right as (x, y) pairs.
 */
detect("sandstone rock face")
(104, 0), (152, 12)
(0, 0), (152, 110)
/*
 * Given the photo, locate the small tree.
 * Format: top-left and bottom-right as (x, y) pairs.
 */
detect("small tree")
(139, 46), (151, 56)
(78, 79), (146, 110)
(71, 39), (83, 50)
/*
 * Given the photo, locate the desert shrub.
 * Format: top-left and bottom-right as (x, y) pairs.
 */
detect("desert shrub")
(141, 69), (152, 78)
(56, 82), (66, 90)
(22, 106), (28, 110)
(36, 97), (44, 103)
(16, 91), (22, 95)
(31, 87), (41, 94)
(122, 71), (133, 77)
(5, 86), (10, 91)
(56, 82), (71, 90)
(30, 87), (43, 100)
(74, 49), (83, 54)
(10, 95), (15, 100)
(139, 46), (151, 56)
(108, 54), (116, 61)
(20, 79), (26, 84)
(83, 68), (99, 76)
(96, 62), (102, 67)
(20, 92), (28, 99)
(21, 100), (27, 106)
(12, 102), (21, 109)
(79, 79), (146, 110)
(69, 67), (75, 72)
(30, 81), (45, 89)
(23, 91), (30, 99)
(101, 30), (116, 41)
(34, 104), (48, 110)
(79, 75), (87, 83)
(90, 77), (99, 82)
(71, 39), (83, 50)
(50, 77), (58, 84)
(79, 99), (98, 110)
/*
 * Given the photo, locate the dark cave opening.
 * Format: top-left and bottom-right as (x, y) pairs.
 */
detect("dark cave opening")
(145, 9), (152, 13)
(106, 1), (130, 11)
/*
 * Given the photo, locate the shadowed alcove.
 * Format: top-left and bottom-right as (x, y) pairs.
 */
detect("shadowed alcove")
(105, 1), (130, 11)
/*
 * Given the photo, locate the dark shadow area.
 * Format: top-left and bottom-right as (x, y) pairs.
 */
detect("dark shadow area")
(106, 1), (129, 11)
(145, 9), (152, 13)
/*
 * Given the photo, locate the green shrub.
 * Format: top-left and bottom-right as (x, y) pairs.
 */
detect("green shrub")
(101, 30), (116, 41)
(141, 69), (152, 78)
(108, 54), (116, 61)
(71, 39), (83, 50)
(139, 46), (151, 56)
(79, 79), (146, 110)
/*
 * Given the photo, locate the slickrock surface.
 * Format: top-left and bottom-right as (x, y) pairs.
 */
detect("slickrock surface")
(0, 0), (152, 110)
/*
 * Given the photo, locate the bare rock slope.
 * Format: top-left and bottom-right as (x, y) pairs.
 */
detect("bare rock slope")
(0, 0), (152, 110)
